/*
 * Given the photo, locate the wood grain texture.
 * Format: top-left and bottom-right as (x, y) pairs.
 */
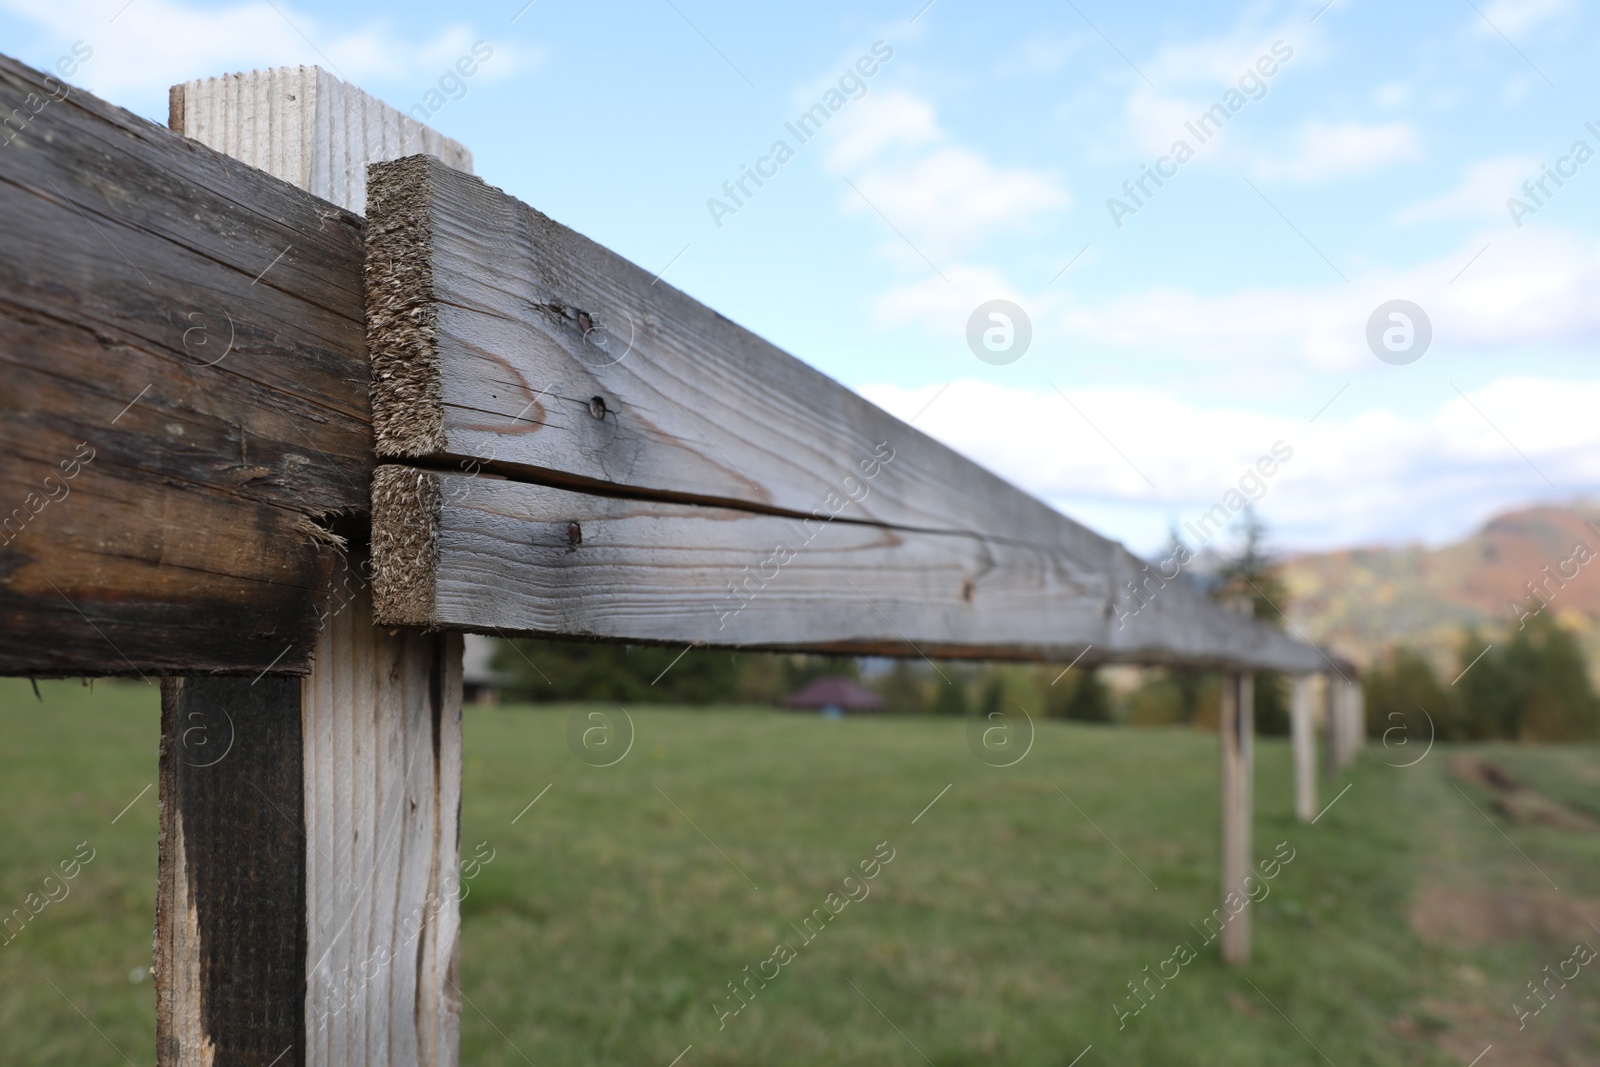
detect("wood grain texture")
(362, 155), (1328, 670)
(169, 67), (467, 1067)
(0, 50), (370, 676)
(303, 587), (462, 1067)
(171, 67), (471, 216)
(372, 467), (1330, 668)
(158, 675), (307, 1067)
(363, 154), (1106, 544)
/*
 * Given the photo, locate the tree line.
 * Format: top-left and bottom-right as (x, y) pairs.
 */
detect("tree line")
(1364, 613), (1599, 742)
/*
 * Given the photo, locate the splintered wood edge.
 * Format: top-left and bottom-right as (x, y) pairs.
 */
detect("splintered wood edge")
(372, 465), (440, 626)
(367, 156), (445, 457)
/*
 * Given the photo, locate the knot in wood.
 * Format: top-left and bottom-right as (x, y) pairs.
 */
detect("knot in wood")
(566, 521), (582, 546)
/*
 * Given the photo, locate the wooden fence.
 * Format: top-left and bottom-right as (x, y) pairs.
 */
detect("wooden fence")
(0, 52), (1362, 1066)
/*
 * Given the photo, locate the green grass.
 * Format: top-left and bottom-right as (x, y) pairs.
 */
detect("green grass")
(4, 679), (1599, 1065)
(0, 678), (160, 1065)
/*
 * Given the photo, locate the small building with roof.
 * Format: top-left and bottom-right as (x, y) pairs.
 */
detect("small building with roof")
(779, 675), (885, 716)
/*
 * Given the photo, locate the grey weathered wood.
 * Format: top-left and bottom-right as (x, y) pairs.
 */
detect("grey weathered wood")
(372, 468), (1320, 666)
(0, 51), (372, 676)
(303, 589), (462, 1066)
(1218, 671), (1253, 965)
(156, 594), (464, 1067)
(166, 67), (467, 1067)
(1341, 681), (1364, 768)
(362, 155), (1326, 671)
(1291, 674), (1317, 823)
(1326, 677), (1359, 777)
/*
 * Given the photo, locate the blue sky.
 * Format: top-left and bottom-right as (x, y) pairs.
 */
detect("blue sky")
(7, 0), (1599, 555)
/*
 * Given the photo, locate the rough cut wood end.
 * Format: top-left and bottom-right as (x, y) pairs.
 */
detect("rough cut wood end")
(372, 464), (441, 627)
(367, 155), (446, 457)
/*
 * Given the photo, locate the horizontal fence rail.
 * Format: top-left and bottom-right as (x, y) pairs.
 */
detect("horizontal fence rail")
(0, 53), (371, 675)
(365, 156), (1327, 672)
(0, 42), (1330, 675)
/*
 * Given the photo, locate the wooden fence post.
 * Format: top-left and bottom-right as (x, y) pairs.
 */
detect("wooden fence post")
(1219, 670), (1253, 965)
(1323, 673), (1342, 780)
(1290, 673), (1317, 823)
(1345, 681), (1365, 767)
(157, 68), (471, 1067)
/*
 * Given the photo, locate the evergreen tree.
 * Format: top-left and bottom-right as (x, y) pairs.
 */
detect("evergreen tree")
(1455, 629), (1519, 740)
(876, 659), (928, 715)
(1363, 646), (1459, 743)
(1454, 616), (1600, 740)
(930, 671), (971, 716)
(1515, 615), (1600, 740)
(1047, 667), (1113, 723)
(1212, 508), (1288, 620)
(495, 640), (854, 706)
(1212, 508), (1290, 735)
(978, 674), (1005, 718)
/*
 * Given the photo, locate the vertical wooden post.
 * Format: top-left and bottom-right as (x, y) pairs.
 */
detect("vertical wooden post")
(157, 69), (472, 1067)
(157, 677), (306, 1064)
(1337, 681), (1350, 771)
(302, 591), (463, 1066)
(1323, 673), (1342, 780)
(1327, 677), (1359, 772)
(1219, 670), (1253, 965)
(1290, 674), (1317, 823)
(1345, 682), (1365, 767)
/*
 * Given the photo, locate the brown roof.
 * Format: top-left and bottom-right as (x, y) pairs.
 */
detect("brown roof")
(779, 675), (885, 711)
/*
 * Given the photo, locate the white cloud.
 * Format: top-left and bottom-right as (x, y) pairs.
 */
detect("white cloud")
(824, 89), (1069, 263)
(1474, 0), (1574, 37)
(1002, 32), (1090, 76)
(824, 89), (939, 173)
(870, 261), (1036, 337)
(1138, 19), (1297, 87)
(1252, 120), (1421, 182)
(1, 0), (532, 103)
(1372, 82), (1410, 109)
(859, 376), (1600, 553)
(1396, 156), (1538, 224)
(871, 225), (1600, 372)
(1109, 20), (1305, 163)
(843, 146), (1070, 263)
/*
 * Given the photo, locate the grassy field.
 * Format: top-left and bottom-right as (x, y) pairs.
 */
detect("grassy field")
(3, 678), (1599, 1065)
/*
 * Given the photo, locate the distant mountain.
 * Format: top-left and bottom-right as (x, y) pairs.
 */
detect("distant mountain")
(1281, 502), (1600, 676)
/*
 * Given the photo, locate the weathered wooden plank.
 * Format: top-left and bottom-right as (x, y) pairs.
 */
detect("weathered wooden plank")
(364, 154), (1108, 547)
(363, 155), (1326, 670)
(154, 607), (465, 1067)
(158, 675), (306, 1066)
(303, 589), (462, 1067)
(0, 50), (372, 675)
(370, 467), (1319, 668)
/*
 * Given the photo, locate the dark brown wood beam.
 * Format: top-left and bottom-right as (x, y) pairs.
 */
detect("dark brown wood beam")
(0, 51), (371, 676)
(158, 675), (306, 1065)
